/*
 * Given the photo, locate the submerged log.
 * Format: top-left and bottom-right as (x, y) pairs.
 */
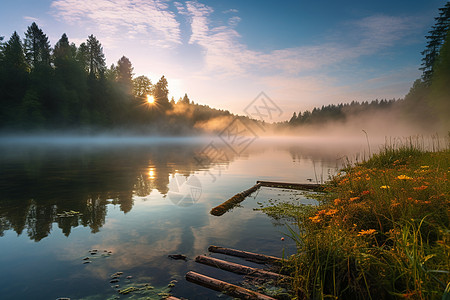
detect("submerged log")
(257, 180), (322, 191)
(195, 255), (289, 282)
(166, 297), (181, 300)
(185, 271), (276, 300)
(210, 183), (261, 216)
(208, 245), (282, 264)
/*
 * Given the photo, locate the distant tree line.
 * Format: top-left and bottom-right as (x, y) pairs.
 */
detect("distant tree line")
(285, 2), (450, 131)
(0, 23), (232, 133)
(287, 99), (397, 126)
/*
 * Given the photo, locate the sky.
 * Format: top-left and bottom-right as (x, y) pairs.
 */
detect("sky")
(0, 0), (445, 121)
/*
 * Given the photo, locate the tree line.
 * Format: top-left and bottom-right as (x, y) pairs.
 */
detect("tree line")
(0, 23), (232, 133)
(285, 2), (450, 132)
(287, 99), (398, 126)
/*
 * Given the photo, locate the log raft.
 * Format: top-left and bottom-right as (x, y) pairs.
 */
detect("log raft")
(210, 180), (323, 216)
(210, 183), (261, 216)
(208, 245), (283, 264)
(257, 180), (322, 191)
(195, 255), (289, 281)
(185, 271), (276, 300)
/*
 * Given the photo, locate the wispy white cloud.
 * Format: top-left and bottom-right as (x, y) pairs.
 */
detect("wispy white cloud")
(182, 2), (422, 80)
(23, 16), (40, 23)
(51, 0), (181, 48)
(228, 16), (241, 27)
(223, 9), (238, 14)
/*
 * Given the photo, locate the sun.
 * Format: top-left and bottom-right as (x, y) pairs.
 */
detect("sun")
(146, 94), (155, 104)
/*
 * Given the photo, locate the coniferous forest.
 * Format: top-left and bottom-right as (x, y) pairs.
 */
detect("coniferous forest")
(1, 2), (450, 135)
(0, 23), (234, 134)
(282, 3), (450, 133)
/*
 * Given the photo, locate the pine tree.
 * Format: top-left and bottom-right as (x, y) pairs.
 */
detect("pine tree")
(24, 22), (51, 68)
(86, 35), (106, 78)
(76, 42), (90, 73)
(53, 33), (88, 126)
(429, 30), (450, 129)
(182, 93), (190, 104)
(116, 56), (134, 94)
(0, 32), (29, 127)
(154, 75), (170, 110)
(289, 112), (297, 124)
(420, 2), (450, 85)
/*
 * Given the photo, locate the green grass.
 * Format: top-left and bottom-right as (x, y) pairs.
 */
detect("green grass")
(259, 140), (450, 299)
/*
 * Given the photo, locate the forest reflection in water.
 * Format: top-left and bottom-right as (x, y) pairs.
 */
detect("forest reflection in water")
(0, 136), (371, 242)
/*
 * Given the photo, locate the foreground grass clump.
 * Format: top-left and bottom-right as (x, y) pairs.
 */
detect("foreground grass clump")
(262, 146), (450, 299)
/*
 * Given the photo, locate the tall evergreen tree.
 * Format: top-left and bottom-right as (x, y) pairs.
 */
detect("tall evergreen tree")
(420, 2), (450, 85)
(182, 93), (190, 104)
(116, 56), (133, 94)
(24, 22), (51, 68)
(76, 42), (90, 73)
(154, 75), (170, 110)
(53, 33), (87, 126)
(86, 35), (106, 78)
(429, 30), (450, 129)
(0, 32), (30, 127)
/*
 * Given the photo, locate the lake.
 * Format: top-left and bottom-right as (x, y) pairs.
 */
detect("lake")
(0, 135), (372, 299)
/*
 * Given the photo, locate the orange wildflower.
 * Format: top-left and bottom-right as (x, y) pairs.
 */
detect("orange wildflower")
(325, 209), (338, 216)
(309, 215), (321, 223)
(397, 175), (413, 180)
(413, 185), (428, 191)
(334, 198), (341, 205)
(358, 229), (376, 236)
(349, 196), (360, 202)
(361, 190), (370, 196)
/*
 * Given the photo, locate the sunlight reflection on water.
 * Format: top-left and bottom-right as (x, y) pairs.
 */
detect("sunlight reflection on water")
(0, 136), (372, 299)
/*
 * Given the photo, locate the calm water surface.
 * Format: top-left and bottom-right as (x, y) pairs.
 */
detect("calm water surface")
(0, 136), (371, 299)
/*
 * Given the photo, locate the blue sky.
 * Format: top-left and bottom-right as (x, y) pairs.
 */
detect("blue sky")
(0, 0), (444, 120)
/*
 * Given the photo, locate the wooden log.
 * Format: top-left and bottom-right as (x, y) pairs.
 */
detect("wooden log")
(257, 180), (322, 191)
(185, 271), (276, 300)
(210, 183), (261, 216)
(195, 255), (289, 281)
(165, 297), (181, 300)
(208, 245), (282, 264)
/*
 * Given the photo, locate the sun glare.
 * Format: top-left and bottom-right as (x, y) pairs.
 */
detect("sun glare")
(146, 94), (155, 104)
(149, 168), (155, 179)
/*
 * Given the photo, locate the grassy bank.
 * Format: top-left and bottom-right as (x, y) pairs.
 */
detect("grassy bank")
(260, 142), (449, 299)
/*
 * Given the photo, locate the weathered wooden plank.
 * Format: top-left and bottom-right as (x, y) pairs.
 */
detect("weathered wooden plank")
(208, 245), (282, 264)
(195, 255), (290, 281)
(257, 180), (322, 190)
(185, 271), (276, 300)
(210, 183), (261, 216)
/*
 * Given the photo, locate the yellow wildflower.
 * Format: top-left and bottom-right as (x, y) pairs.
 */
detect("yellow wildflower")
(380, 185), (390, 189)
(420, 166), (429, 169)
(397, 175), (413, 180)
(358, 229), (376, 236)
